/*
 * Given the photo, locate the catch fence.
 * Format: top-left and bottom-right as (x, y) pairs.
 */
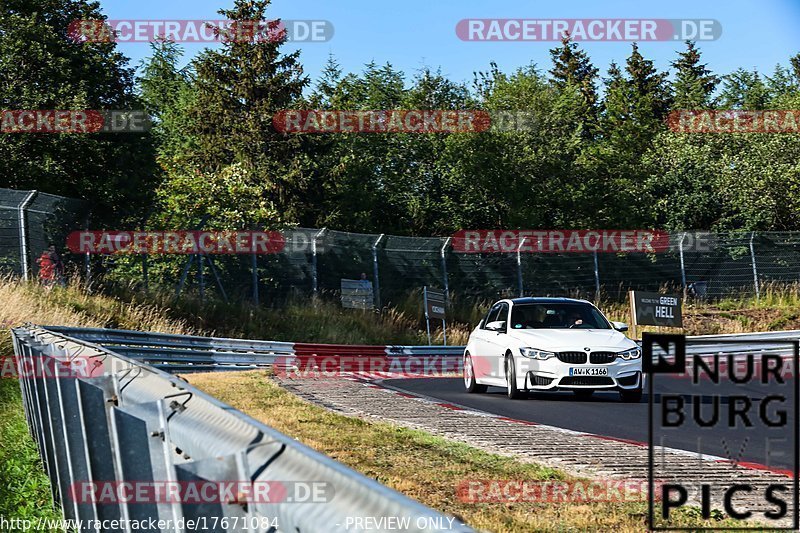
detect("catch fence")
(3, 188), (800, 307)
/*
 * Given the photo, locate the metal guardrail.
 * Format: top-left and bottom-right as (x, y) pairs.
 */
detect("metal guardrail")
(41, 327), (466, 372)
(42, 326), (800, 373)
(11, 326), (475, 532)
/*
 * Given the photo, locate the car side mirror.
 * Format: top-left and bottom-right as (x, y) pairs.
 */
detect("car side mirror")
(485, 320), (506, 332)
(612, 321), (629, 332)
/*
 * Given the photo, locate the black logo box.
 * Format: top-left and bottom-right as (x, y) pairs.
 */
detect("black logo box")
(644, 333), (800, 531)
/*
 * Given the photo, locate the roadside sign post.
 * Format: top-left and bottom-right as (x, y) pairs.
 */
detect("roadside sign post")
(423, 286), (447, 346)
(629, 290), (683, 340)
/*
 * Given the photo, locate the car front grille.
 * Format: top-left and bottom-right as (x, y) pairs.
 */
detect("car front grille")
(560, 376), (615, 386)
(556, 352), (587, 364)
(589, 352), (616, 364)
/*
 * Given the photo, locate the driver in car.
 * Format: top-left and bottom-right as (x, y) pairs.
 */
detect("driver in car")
(568, 311), (583, 327)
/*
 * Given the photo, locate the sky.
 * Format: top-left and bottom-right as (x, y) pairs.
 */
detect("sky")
(99, 0), (800, 90)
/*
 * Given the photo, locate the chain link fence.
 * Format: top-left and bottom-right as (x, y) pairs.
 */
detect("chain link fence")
(94, 229), (800, 308)
(0, 188), (87, 279)
(3, 188), (800, 306)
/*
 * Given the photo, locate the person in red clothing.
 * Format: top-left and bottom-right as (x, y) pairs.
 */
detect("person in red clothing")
(36, 245), (63, 288)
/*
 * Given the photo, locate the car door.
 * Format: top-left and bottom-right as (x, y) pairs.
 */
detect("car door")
(484, 302), (510, 380)
(471, 303), (501, 381)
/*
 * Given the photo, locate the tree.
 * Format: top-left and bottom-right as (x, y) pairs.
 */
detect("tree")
(164, 0), (309, 228)
(625, 43), (672, 120)
(765, 64), (799, 107)
(0, 0), (158, 224)
(301, 62), (410, 232)
(549, 35), (599, 137)
(137, 39), (193, 162)
(718, 69), (770, 109)
(586, 45), (672, 228)
(440, 64), (588, 230)
(670, 41), (718, 109)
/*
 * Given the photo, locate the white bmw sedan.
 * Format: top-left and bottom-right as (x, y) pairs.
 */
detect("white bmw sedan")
(463, 297), (643, 402)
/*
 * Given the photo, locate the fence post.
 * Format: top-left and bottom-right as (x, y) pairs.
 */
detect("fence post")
(593, 250), (600, 300)
(142, 255), (149, 293)
(749, 231), (760, 300)
(440, 237), (451, 303)
(516, 237), (528, 297)
(17, 190), (37, 281)
(198, 255), (205, 303)
(311, 228), (326, 295)
(251, 248), (259, 306)
(678, 232), (687, 296)
(84, 213), (91, 287)
(372, 234), (385, 309)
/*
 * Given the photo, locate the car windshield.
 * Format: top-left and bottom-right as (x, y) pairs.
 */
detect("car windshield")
(509, 303), (611, 330)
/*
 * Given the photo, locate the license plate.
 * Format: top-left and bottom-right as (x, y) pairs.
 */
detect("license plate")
(569, 367), (608, 376)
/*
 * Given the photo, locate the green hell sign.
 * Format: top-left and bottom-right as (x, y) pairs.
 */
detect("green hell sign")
(631, 292), (683, 328)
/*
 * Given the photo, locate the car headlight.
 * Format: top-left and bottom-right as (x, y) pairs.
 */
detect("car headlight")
(617, 347), (642, 360)
(520, 348), (556, 360)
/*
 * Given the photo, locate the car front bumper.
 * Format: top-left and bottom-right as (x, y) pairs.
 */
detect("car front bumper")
(518, 357), (643, 390)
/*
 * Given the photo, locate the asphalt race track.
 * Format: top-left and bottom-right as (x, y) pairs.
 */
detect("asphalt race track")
(385, 375), (797, 471)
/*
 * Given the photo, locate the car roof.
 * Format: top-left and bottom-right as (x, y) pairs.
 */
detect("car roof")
(507, 297), (592, 305)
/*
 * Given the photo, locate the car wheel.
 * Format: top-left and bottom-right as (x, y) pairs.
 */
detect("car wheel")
(573, 389), (594, 400)
(464, 353), (487, 393)
(505, 354), (524, 399)
(619, 387), (643, 403)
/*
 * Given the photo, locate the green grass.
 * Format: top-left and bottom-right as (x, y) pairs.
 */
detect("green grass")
(0, 376), (61, 523)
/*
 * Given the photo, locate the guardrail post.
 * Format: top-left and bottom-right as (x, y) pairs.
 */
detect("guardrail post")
(593, 250), (600, 300)
(749, 231), (760, 300)
(372, 234), (385, 309)
(441, 237), (451, 303)
(516, 237), (527, 297)
(18, 190), (37, 280)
